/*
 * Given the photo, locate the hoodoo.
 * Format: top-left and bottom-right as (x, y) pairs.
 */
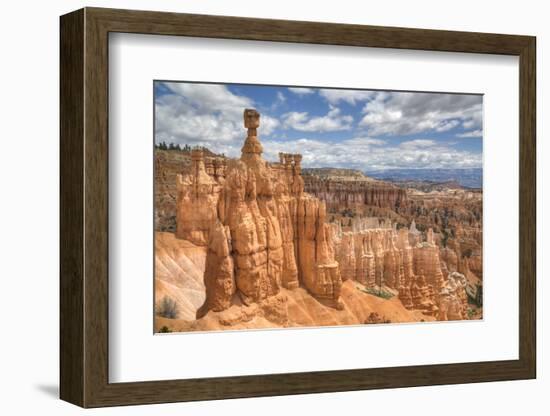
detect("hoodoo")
(176, 109), (344, 317)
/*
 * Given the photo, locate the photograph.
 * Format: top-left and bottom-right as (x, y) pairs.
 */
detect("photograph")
(153, 81), (483, 333)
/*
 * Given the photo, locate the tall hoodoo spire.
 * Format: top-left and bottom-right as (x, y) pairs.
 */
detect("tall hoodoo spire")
(241, 108), (263, 159)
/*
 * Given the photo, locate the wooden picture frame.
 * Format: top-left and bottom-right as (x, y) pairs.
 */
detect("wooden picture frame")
(60, 7), (536, 408)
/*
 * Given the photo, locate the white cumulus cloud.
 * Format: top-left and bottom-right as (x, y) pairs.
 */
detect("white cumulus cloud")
(282, 106), (353, 132)
(155, 82), (279, 149)
(260, 136), (480, 170)
(399, 139), (437, 149)
(319, 89), (377, 105)
(457, 129), (483, 138)
(288, 87), (315, 95)
(359, 91), (482, 136)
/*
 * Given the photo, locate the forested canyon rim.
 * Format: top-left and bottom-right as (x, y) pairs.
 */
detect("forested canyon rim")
(154, 109), (482, 332)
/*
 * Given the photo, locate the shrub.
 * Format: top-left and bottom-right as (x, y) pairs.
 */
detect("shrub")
(156, 296), (179, 319)
(362, 287), (394, 300)
(158, 325), (172, 333)
(364, 312), (392, 324)
(341, 208), (356, 218)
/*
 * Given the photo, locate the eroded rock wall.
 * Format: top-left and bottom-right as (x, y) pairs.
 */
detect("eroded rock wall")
(303, 174), (408, 210)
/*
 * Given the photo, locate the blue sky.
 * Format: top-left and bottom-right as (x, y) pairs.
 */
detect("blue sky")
(154, 81), (482, 170)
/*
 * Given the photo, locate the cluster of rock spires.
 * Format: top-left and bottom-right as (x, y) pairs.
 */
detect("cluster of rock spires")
(175, 109), (470, 321)
(331, 224), (467, 319)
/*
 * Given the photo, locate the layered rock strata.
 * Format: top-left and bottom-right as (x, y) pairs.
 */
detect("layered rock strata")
(303, 172), (408, 211)
(155, 150), (191, 232)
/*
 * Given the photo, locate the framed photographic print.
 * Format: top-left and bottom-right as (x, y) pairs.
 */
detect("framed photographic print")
(60, 7), (536, 408)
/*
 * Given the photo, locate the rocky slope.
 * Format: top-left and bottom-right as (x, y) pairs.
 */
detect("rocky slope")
(155, 232), (207, 321)
(155, 280), (433, 332)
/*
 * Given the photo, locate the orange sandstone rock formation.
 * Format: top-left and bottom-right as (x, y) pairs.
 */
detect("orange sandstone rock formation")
(177, 109), (343, 317)
(331, 226), (444, 292)
(330, 221), (466, 319)
(175, 149), (222, 246)
(437, 272), (469, 321)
